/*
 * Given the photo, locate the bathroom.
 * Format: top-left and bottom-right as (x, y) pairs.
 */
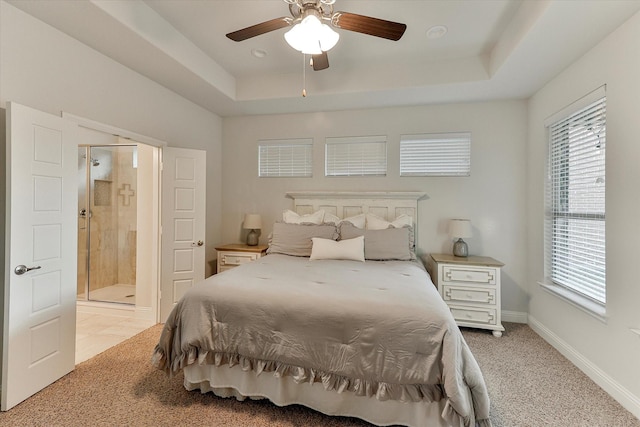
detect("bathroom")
(75, 126), (160, 322)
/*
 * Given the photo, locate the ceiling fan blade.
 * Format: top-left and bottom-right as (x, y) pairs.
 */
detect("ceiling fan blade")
(334, 12), (406, 41)
(226, 17), (291, 42)
(312, 52), (329, 71)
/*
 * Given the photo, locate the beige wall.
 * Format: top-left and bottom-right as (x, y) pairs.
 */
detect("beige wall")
(527, 10), (640, 416)
(0, 108), (5, 362)
(222, 100), (529, 316)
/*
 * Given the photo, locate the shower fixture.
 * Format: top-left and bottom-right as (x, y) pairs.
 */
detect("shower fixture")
(81, 153), (100, 166)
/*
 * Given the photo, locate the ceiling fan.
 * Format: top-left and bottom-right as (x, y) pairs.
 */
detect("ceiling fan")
(226, 0), (407, 71)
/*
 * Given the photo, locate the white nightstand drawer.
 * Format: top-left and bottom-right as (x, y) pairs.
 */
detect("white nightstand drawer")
(442, 285), (496, 305)
(449, 305), (497, 325)
(443, 266), (497, 285)
(220, 252), (259, 266)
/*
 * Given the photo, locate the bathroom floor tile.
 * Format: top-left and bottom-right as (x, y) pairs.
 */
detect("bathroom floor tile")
(75, 309), (155, 364)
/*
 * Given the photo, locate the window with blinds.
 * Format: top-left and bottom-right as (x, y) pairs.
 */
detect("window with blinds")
(546, 95), (606, 304)
(399, 132), (471, 176)
(258, 138), (312, 177)
(325, 135), (387, 176)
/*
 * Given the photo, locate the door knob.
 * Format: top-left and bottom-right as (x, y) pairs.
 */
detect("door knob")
(192, 240), (204, 247)
(14, 264), (42, 275)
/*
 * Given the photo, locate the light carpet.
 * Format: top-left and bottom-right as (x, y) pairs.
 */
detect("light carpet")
(0, 322), (638, 427)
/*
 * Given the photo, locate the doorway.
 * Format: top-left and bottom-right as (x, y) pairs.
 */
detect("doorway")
(3, 103), (204, 410)
(72, 130), (161, 323)
(77, 145), (138, 305)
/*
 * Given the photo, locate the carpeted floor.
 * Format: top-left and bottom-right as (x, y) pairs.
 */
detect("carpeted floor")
(0, 322), (638, 427)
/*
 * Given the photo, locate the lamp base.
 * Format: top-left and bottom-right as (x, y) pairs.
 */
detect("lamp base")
(246, 229), (259, 246)
(453, 238), (468, 257)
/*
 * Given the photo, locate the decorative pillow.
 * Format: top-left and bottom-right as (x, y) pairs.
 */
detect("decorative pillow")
(322, 211), (341, 225)
(310, 236), (365, 262)
(267, 223), (338, 257)
(282, 209), (325, 225)
(339, 222), (415, 261)
(366, 213), (413, 230)
(323, 212), (366, 229)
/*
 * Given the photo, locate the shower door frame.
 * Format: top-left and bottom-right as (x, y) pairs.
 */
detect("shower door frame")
(78, 144), (139, 305)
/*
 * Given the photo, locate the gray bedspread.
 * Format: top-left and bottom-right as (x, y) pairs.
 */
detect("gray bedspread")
(153, 254), (491, 427)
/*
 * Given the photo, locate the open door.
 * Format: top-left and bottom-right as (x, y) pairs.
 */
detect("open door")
(2, 102), (78, 410)
(159, 147), (206, 321)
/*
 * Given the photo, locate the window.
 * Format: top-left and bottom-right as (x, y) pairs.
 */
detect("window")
(325, 136), (387, 176)
(546, 93), (606, 305)
(258, 138), (312, 177)
(400, 132), (471, 176)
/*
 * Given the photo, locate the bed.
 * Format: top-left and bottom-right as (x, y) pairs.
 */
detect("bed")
(153, 192), (492, 427)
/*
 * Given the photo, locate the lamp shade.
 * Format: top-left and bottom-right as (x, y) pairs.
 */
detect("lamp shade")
(449, 219), (472, 239)
(243, 214), (262, 230)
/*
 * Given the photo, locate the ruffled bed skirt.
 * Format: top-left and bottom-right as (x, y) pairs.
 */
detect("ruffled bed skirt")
(184, 363), (459, 427)
(153, 346), (447, 404)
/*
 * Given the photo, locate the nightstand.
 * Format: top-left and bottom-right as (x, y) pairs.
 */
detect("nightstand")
(426, 253), (505, 337)
(215, 243), (268, 273)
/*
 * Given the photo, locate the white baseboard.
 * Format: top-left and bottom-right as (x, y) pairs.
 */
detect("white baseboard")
(528, 315), (640, 420)
(502, 310), (528, 323)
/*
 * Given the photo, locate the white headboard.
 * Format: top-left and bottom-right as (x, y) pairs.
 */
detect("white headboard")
(286, 191), (425, 219)
(286, 191), (427, 248)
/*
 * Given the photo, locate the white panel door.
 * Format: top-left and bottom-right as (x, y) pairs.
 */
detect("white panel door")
(2, 103), (78, 410)
(160, 147), (206, 321)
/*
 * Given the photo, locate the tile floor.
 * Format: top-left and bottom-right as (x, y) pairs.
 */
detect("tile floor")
(75, 307), (156, 364)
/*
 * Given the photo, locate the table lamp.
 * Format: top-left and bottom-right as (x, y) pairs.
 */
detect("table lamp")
(243, 214), (262, 246)
(449, 219), (472, 257)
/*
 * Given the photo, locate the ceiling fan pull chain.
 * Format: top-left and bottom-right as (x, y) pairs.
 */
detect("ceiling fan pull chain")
(302, 53), (307, 97)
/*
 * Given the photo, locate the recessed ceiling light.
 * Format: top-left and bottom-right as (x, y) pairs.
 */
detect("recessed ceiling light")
(426, 25), (448, 40)
(251, 48), (267, 58)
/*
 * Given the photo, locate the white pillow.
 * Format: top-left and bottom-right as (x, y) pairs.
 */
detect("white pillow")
(322, 212), (366, 229)
(341, 213), (366, 229)
(366, 213), (413, 230)
(310, 236), (365, 262)
(282, 209), (325, 225)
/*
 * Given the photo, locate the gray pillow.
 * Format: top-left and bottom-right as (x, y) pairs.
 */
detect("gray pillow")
(267, 223), (339, 257)
(339, 222), (415, 261)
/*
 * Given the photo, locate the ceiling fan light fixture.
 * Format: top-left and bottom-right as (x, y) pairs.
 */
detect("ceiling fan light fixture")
(284, 14), (339, 54)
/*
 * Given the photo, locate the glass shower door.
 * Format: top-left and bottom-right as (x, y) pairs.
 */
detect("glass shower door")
(77, 145), (137, 304)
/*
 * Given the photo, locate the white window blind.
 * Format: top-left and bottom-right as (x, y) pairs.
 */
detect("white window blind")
(400, 132), (471, 176)
(325, 135), (387, 176)
(258, 138), (312, 177)
(546, 96), (606, 304)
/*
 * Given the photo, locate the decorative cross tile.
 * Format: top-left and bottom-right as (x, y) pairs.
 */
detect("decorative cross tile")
(118, 183), (135, 206)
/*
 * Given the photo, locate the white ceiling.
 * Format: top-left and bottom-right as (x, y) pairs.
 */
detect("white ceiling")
(9, 0), (640, 117)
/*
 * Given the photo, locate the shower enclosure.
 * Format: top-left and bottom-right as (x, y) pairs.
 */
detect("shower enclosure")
(77, 145), (138, 304)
